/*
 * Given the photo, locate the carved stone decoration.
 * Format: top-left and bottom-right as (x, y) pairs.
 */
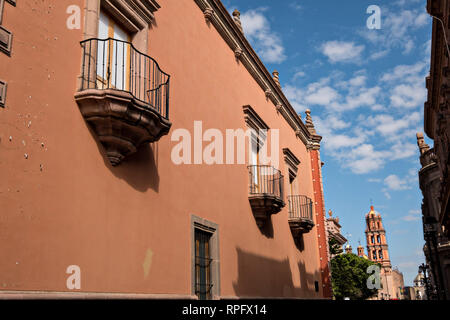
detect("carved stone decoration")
(204, 7), (213, 22)
(417, 132), (430, 155)
(272, 70), (281, 88)
(305, 109), (317, 135)
(74, 89), (171, 166)
(234, 47), (243, 59)
(248, 195), (285, 228)
(232, 9), (244, 34)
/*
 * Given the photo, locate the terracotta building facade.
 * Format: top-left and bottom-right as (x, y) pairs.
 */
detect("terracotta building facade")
(416, 0), (450, 300)
(0, 0), (331, 298)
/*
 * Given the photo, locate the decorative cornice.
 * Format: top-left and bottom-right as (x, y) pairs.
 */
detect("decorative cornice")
(194, 0), (317, 147)
(102, 0), (160, 32)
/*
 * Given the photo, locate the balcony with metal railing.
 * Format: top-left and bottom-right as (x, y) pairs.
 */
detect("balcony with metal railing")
(288, 195), (314, 236)
(247, 165), (285, 228)
(74, 38), (172, 166)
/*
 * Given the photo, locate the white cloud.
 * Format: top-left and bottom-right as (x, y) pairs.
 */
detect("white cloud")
(380, 62), (426, 83)
(292, 71), (306, 80)
(331, 86), (381, 111)
(305, 86), (339, 106)
(402, 209), (422, 222)
(324, 134), (366, 151)
(344, 144), (387, 174)
(370, 49), (390, 60)
(320, 41), (365, 63)
(389, 141), (417, 160)
(289, 2), (302, 11)
(380, 62), (428, 109)
(384, 174), (410, 190)
(365, 112), (421, 137)
(384, 169), (418, 192)
(390, 84), (427, 109)
(240, 8), (286, 63)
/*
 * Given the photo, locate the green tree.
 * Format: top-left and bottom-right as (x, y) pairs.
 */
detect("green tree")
(330, 253), (380, 300)
(328, 237), (343, 255)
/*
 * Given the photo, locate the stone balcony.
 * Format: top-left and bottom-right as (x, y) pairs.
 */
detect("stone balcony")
(288, 195), (314, 237)
(75, 38), (171, 166)
(247, 165), (285, 228)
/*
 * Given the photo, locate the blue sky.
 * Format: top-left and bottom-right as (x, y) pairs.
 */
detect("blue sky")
(222, 0), (432, 286)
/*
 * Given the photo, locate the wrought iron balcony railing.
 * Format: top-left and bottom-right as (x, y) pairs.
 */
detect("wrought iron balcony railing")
(79, 38), (170, 119)
(248, 165), (284, 199)
(288, 195), (313, 222)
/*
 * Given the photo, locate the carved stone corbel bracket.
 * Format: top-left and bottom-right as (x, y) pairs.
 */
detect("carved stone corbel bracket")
(234, 47), (243, 59)
(75, 89), (172, 166)
(204, 8), (214, 22)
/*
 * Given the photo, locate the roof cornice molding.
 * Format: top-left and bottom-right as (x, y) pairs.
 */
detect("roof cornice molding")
(194, 0), (316, 146)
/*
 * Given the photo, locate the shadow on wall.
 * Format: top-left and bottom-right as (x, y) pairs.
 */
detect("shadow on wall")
(232, 247), (321, 298)
(86, 123), (160, 193)
(294, 235), (305, 252)
(258, 217), (274, 239)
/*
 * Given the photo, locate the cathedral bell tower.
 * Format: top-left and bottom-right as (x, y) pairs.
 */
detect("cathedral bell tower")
(365, 205), (391, 271)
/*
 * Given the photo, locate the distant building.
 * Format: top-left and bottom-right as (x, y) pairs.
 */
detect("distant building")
(403, 286), (417, 300)
(404, 273), (427, 300)
(413, 273), (427, 300)
(391, 268), (405, 300)
(357, 244), (368, 259)
(345, 244), (353, 255)
(326, 210), (347, 257)
(359, 205), (405, 300)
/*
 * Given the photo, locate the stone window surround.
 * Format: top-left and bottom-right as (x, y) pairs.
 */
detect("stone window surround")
(243, 105), (269, 149)
(191, 215), (220, 300)
(0, 79), (6, 107)
(0, 0), (14, 56)
(79, 0), (159, 89)
(1, 0), (16, 25)
(282, 148), (300, 174)
(0, 24), (11, 55)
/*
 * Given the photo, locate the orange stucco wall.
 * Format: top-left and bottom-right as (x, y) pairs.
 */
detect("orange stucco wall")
(0, 0), (325, 298)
